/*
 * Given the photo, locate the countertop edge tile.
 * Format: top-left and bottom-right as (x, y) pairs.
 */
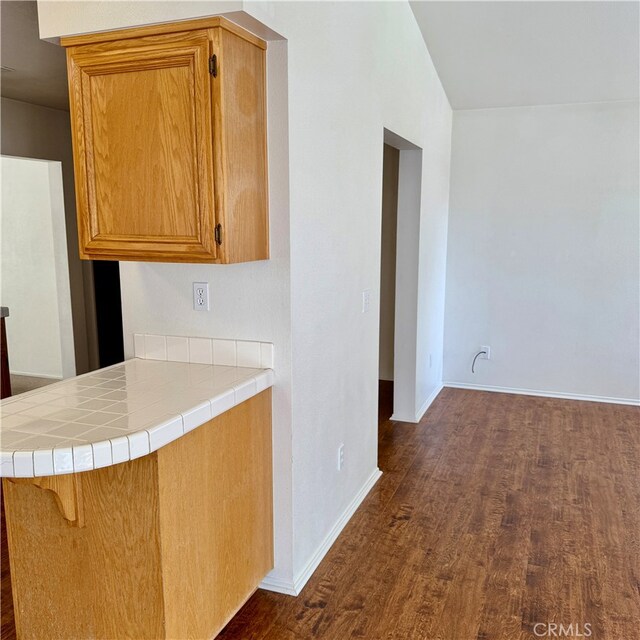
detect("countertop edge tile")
(33, 449), (55, 476)
(234, 379), (258, 405)
(182, 401), (212, 434)
(13, 451), (34, 478)
(210, 389), (236, 420)
(147, 415), (184, 453)
(53, 447), (74, 475)
(255, 369), (275, 394)
(127, 431), (150, 460)
(110, 436), (129, 466)
(1, 360), (274, 478)
(72, 444), (94, 473)
(1, 451), (14, 477)
(92, 440), (113, 469)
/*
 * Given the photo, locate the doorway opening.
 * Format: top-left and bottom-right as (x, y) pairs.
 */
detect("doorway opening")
(378, 144), (399, 422)
(92, 261), (124, 368)
(378, 130), (423, 426)
(0, 153), (125, 396)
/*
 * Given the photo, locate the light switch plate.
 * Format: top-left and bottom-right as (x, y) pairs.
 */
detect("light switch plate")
(362, 289), (371, 313)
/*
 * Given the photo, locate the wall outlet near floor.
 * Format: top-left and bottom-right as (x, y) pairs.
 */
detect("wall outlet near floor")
(338, 444), (345, 471)
(362, 289), (371, 313)
(429, 353), (433, 368)
(193, 282), (210, 311)
(479, 345), (491, 360)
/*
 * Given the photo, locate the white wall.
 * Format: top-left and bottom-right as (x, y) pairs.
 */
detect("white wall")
(444, 101), (640, 403)
(270, 1), (451, 578)
(1, 97), (97, 374)
(0, 156), (75, 379)
(38, 0), (453, 592)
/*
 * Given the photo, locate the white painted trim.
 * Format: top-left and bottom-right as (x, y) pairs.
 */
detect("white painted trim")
(8, 371), (63, 380)
(391, 383), (444, 423)
(444, 382), (640, 407)
(259, 573), (298, 596)
(292, 468), (382, 594)
(415, 383), (444, 422)
(389, 411), (417, 422)
(260, 467), (383, 596)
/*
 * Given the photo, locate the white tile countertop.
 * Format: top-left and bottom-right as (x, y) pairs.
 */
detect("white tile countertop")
(0, 358), (274, 478)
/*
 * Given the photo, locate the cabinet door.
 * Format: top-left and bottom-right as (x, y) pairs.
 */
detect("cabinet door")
(68, 31), (217, 262)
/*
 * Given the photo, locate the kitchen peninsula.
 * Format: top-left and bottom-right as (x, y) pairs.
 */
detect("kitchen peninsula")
(0, 336), (274, 639)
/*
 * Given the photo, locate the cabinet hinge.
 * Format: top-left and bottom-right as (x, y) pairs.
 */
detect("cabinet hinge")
(209, 54), (218, 78)
(215, 223), (223, 245)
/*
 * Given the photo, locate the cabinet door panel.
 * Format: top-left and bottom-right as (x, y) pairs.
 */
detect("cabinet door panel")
(89, 64), (197, 238)
(69, 33), (217, 261)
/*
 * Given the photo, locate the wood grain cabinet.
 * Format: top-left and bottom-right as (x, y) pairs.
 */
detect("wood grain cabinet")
(3, 390), (273, 640)
(62, 17), (268, 263)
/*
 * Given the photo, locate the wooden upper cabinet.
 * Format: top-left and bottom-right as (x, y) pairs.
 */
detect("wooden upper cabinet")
(62, 18), (268, 263)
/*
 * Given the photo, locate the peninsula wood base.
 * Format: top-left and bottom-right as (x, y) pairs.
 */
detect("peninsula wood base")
(2, 390), (273, 640)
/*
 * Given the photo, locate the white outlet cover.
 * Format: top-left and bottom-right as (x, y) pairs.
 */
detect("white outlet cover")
(193, 282), (210, 311)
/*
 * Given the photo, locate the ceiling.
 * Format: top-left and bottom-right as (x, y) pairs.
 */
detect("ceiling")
(0, 1), (638, 113)
(410, 1), (640, 110)
(1, 0), (69, 110)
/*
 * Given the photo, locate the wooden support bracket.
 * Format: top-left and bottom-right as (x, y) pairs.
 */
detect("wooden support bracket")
(7, 475), (85, 527)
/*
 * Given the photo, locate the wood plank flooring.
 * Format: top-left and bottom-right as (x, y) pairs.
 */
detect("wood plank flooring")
(218, 386), (639, 640)
(1, 386), (639, 639)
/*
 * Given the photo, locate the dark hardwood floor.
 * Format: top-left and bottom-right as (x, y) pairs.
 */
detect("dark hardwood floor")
(218, 385), (640, 640)
(2, 386), (639, 639)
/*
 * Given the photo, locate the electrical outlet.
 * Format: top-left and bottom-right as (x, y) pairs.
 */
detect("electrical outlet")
(479, 345), (491, 360)
(362, 289), (371, 313)
(429, 353), (433, 368)
(338, 444), (344, 471)
(193, 282), (210, 311)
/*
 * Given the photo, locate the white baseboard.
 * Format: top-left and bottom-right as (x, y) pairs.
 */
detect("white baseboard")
(9, 371), (62, 380)
(291, 467), (382, 594)
(444, 382), (640, 407)
(260, 467), (383, 597)
(391, 383), (444, 423)
(389, 411), (416, 422)
(415, 383), (444, 421)
(259, 573), (298, 596)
